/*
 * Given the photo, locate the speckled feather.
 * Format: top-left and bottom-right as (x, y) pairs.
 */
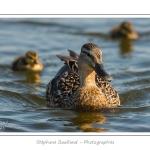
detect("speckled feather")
(46, 46), (120, 110)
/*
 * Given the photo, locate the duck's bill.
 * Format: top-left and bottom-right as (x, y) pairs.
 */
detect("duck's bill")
(95, 63), (113, 81)
(128, 31), (138, 39)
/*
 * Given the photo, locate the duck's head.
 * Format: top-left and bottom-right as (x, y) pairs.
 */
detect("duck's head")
(120, 21), (138, 39)
(78, 43), (112, 81)
(25, 51), (39, 65)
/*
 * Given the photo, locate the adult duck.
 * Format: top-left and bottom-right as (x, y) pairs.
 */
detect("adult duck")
(46, 43), (120, 111)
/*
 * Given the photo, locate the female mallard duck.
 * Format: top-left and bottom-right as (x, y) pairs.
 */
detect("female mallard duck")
(46, 43), (120, 111)
(12, 50), (43, 71)
(110, 21), (138, 40)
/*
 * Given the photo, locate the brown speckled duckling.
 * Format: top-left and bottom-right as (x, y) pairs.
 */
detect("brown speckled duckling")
(110, 21), (138, 40)
(12, 50), (43, 72)
(46, 43), (120, 111)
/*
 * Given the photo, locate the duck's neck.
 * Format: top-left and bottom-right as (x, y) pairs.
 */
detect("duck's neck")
(79, 68), (96, 87)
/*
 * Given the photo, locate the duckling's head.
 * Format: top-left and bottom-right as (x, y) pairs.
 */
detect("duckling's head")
(120, 21), (138, 39)
(79, 43), (112, 81)
(25, 51), (39, 65)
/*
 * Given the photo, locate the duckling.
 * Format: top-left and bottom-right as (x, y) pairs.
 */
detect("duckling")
(12, 50), (43, 71)
(110, 21), (138, 40)
(46, 43), (120, 111)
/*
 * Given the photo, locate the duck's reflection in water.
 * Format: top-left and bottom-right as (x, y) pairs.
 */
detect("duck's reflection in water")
(119, 38), (134, 57)
(66, 112), (107, 132)
(25, 71), (41, 83)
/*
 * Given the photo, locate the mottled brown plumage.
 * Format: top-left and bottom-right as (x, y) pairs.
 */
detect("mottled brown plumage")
(46, 43), (120, 111)
(12, 50), (43, 72)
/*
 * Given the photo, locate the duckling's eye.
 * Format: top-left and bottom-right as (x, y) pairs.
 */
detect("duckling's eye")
(28, 56), (33, 60)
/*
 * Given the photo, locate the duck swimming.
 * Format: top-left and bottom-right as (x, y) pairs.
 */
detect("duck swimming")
(12, 50), (43, 72)
(46, 43), (120, 111)
(110, 21), (138, 40)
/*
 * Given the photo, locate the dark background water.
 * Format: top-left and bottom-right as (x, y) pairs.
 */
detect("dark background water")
(0, 18), (150, 132)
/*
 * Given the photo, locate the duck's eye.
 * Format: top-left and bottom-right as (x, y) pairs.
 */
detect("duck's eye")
(87, 53), (91, 57)
(82, 51), (92, 58)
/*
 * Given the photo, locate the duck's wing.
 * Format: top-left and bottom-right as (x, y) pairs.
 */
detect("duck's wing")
(56, 49), (79, 73)
(67, 49), (79, 60)
(56, 55), (78, 72)
(46, 50), (79, 107)
(46, 68), (80, 107)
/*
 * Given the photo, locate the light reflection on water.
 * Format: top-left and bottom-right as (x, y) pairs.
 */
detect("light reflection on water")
(0, 18), (150, 132)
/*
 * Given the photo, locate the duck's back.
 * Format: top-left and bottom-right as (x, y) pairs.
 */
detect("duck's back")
(12, 55), (27, 71)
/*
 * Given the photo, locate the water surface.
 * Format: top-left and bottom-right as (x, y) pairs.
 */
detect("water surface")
(0, 18), (150, 132)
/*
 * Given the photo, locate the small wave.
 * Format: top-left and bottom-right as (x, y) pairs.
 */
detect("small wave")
(139, 31), (150, 37)
(74, 31), (109, 39)
(120, 86), (150, 107)
(2, 19), (74, 29)
(0, 87), (45, 109)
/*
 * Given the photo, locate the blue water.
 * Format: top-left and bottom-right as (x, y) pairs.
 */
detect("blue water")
(0, 18), (150, 132)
